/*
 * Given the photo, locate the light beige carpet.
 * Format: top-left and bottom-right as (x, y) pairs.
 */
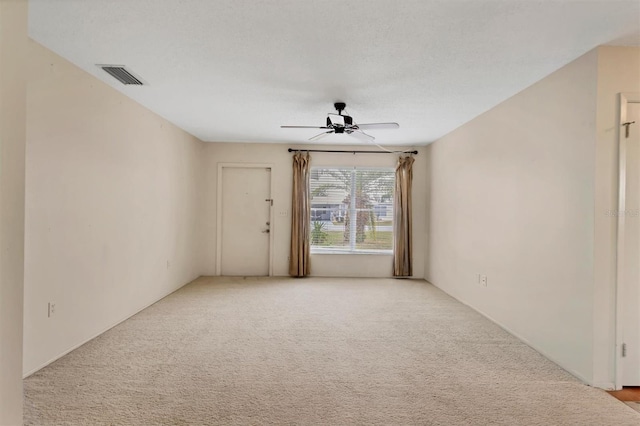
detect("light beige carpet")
(24, 277), (639, 425)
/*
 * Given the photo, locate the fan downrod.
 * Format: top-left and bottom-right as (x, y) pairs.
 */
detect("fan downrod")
(334, 102), (347, 115)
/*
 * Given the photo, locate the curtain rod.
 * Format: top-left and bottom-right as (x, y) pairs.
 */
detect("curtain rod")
(287, 148), (418, 155)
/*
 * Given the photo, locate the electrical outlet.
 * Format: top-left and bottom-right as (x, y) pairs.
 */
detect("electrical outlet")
(279, 211), (288, 217)
(480, 275), (488, 287)
(48, 302), (56, 318)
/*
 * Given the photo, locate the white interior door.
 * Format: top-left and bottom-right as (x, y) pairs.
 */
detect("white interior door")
(220, 167), (271, 276)
(622, 101), (640, 385)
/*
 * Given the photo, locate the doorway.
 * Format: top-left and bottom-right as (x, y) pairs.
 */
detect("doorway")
(616, 93), (640, 387)
(216, 164), (273, 276)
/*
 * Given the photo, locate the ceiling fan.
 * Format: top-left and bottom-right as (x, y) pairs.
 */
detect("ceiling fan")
(281, 102), (399, 142)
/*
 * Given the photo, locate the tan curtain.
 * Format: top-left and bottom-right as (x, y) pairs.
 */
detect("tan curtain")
(289, 152), (311, 277)
(393, 156), (414, 277)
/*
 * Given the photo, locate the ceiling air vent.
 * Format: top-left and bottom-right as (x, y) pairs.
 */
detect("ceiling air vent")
(98, 65), (144, 85)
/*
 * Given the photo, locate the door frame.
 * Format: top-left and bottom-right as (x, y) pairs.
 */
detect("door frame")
(615, 93), (640, 389)
(216, 163), (275, 277)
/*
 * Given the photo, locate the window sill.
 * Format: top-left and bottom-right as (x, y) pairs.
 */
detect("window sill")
(311, 249), (393, 256)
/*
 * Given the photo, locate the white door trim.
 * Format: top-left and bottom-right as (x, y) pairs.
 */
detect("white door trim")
(216, 163), (275, 277)
(615, 92), (640, 390)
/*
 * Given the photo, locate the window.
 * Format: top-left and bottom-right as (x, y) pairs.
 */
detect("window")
(310, 167), (394, 253)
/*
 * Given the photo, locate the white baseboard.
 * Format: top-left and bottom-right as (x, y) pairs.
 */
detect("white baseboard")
(593, 382), (616, 391)
(23, 275), (199, 378)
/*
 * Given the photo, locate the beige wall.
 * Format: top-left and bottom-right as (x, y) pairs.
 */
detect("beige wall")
(593, 46), (640, 387)
(201, 143), (426, 278)
(23, 41), (205, 375)
(0, 1), (27, 423)
(425, 50), (599, 383)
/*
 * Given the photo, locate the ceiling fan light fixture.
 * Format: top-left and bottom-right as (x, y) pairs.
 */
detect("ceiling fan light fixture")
(328, 114), (347, 127)
(281, 102), (399, 143)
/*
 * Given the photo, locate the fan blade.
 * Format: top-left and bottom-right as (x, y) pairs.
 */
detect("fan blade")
(309, 130), (334, 141)
(356, 122), (399, 130)
(281, 125), (331, 129)
(349, 130), (375, 142)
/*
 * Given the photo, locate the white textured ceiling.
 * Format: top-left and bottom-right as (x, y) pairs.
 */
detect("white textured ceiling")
(29, 0), (640, 146)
